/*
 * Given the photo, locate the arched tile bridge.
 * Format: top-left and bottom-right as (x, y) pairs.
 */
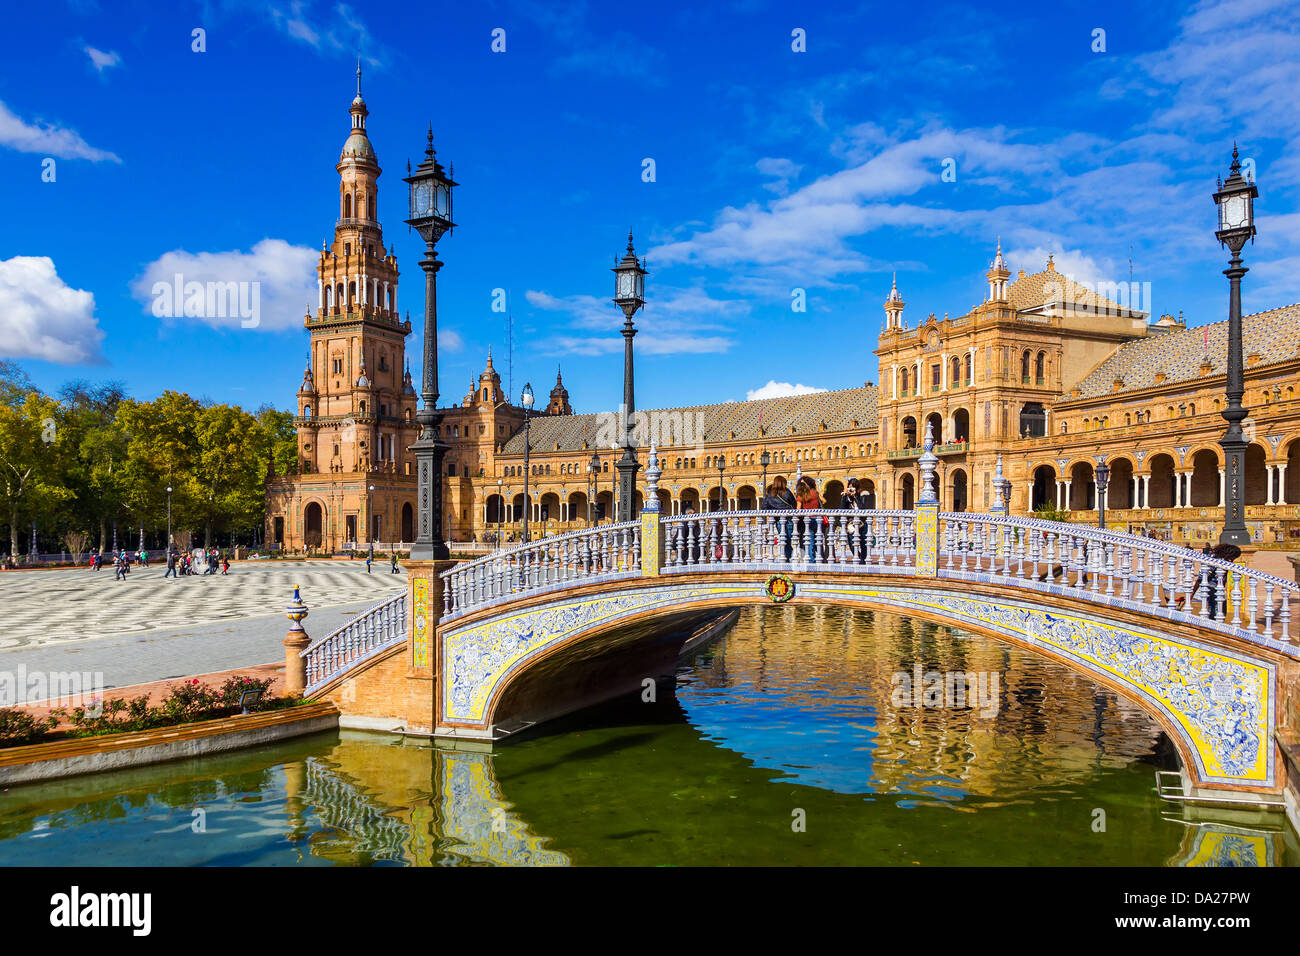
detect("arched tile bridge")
(303, 508), (1300, 801)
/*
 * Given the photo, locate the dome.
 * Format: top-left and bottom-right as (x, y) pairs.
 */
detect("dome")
(341, 131), (376, 164)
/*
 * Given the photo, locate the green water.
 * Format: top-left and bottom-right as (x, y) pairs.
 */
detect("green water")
(0, 605), (1293, 866)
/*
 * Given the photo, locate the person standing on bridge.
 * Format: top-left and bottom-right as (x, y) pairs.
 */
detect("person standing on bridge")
(766, 476), (796, 561)
(840, 478), (869, 563)
(795, 476), (823, 563)
(390, 552), (399, 574)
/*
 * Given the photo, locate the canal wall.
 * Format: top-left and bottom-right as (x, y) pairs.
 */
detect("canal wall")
(0, 702), (339, 786)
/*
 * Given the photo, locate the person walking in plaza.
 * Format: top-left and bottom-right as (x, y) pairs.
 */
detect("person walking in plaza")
(365, 550), (373, 573)
(164, 549), (178, 578)
(795, 476), (823, 563)
(220, 553), (230, 575)
(390, 552), (399, 574)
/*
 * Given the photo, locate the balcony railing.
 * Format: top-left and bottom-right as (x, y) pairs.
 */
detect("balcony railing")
(887, 441), (969, 460)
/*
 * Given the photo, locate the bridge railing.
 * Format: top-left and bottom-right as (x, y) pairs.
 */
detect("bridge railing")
(440, 521), (642, 620)
(661, 509), (920, 572)
(936, 513), (1296, 648)
(302, 590), (407, 695)
(435, 508), (1298, 652)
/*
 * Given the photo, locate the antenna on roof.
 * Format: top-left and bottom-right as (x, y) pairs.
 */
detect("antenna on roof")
(507, 292), (514, 404)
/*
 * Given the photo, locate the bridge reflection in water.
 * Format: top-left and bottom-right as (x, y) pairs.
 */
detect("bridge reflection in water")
(0, 608), (1292, 866)
(278, 605), (1294, 866)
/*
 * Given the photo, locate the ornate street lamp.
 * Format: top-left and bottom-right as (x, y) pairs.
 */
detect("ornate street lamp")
(367, 483), (375, 551)
(1212, 144), (1258, 547)
(404, 126), (457, 561)
(496, 477), (503, 549)
(166, 486), (173, 550)
(1094, 460), (1111, 530)
(717, 459), (726, 512)
(612, 230), (646, 522)
(521, 382), (534, 542)
(587, 452), (600, 525)
(759, 450), (771, 508)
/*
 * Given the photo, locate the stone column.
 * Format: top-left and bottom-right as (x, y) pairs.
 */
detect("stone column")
(405, 557), (454, 734)
(1266, 465), (1276, 506)
(1064, 479), (1073, 510)
(1142, 474), (1151, 509)
(1219, 468), (1226, 507)
(1279, 463), (1288, 505)
(283, 586), (310, 695)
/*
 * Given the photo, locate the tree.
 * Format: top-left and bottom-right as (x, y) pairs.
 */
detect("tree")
(58, 381), (128, 553)
(0, 392), (74, 557)
(255, 405), (298, 479)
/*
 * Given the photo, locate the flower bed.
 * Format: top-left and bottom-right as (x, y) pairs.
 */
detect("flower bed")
(0, 674), (305, 749)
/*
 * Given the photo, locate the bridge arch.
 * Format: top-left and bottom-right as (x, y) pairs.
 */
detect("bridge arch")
(438, 572), (1279, 793)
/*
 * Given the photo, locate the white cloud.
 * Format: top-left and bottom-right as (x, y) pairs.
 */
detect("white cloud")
(525, 286), (743, 356)
(84, 46), (121, 73)
(746, 381), (828, 401)
(756, 157), (802, 196)
(0, 100), (120, 161)
(0, 257), (105, 364)
(131, 239), (318, 331)
(262, 1), (383, 65)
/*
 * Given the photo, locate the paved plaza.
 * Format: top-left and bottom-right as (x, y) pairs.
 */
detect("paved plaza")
(0, 559), (404, 704)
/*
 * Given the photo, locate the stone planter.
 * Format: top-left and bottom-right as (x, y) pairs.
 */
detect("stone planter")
(0, 701), (338, 786)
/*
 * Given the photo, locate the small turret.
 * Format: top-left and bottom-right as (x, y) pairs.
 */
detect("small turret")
(883, 273), (906, 330)
(986, 238), (1011, 302)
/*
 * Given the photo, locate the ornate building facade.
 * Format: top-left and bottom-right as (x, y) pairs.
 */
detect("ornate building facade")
(266, 91), (1300, 552)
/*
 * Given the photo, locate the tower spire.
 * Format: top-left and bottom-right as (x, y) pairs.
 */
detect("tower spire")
(356, 57), (362, 96)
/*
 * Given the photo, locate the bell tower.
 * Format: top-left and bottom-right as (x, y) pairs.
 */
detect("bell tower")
(298, 67), (417, 477)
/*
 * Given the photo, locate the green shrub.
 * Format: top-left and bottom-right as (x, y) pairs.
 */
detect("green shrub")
(0, 708), (57, 747)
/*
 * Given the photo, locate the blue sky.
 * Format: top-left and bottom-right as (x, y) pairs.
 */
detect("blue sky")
(3, 0), (1299, 415)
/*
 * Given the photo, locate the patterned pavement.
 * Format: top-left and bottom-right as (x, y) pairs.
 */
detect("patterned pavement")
(0, 559), (404, 651)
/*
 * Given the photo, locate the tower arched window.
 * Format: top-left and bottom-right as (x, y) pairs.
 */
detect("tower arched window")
(345, 194), (352, 218)
(1035, 351), (1046, 383)
(1021, 350), (1031, 383)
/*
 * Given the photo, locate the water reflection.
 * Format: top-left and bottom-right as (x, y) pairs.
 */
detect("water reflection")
(675, 604), (1166, 808)
(0, 605), (1292, 866)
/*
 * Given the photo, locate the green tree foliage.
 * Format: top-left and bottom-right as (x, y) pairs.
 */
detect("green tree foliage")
(0, 364), (293, 556)
(0, 392), (74, 558)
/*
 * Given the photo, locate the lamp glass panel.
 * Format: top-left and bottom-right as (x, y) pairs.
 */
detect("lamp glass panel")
(1221, 194), (1248, 231)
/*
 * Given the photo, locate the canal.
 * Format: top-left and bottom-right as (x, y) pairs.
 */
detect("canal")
(0, 605), (1293, 866)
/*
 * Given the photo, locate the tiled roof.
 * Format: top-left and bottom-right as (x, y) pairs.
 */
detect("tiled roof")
(1007, 264), (1128, 314)
(500, 385), (880, 455)
(1069, 303), (1300, 400)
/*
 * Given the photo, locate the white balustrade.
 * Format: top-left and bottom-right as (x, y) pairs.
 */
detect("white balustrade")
(302, 590), (407, 695)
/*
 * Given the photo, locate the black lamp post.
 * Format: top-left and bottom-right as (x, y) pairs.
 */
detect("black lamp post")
(521, 382), (534, 542)
(1212, 144), (1258, 548)
(759, 450), (770, 508)
(587, 452), (599, 525)
(612, 231), (646, 522)
(367, 483), (375, 550)
(166, 485), (173, 551)
(717, 460), (726, 512)
(496, 478), (503, 549)
(404, 126), (457, 562)
(1094, 460), (1110, 530)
